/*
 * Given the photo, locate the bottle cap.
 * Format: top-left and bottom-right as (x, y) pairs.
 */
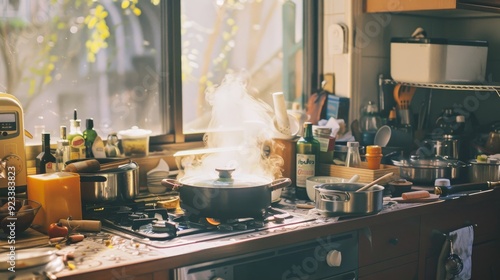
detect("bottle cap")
(434, 178), (451, 187)
(86, 118), (94, 129)
(366, 145), (382, 155)
(347, 141), (359, 148)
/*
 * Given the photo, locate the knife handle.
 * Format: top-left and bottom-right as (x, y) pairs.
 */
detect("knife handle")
(435, 181), (500, 196)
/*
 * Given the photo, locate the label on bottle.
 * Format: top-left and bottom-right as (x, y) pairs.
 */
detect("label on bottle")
(296, 153), (316, 188)
(69, 135), (85, 159)
(45, 162), (56, 173)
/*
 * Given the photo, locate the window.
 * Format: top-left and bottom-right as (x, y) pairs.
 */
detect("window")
(0, 0), (310, 147)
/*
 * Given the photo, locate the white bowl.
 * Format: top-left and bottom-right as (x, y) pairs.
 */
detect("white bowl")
(306, 176), (348, 201)
(147, 185), (168, 194)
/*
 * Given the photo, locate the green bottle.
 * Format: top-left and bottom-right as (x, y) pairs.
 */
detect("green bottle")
(295, 122), (320, 200)
(83, 118), (98, 158)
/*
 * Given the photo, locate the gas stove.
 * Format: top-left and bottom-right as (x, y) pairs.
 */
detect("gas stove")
(82, 197), (315, 248)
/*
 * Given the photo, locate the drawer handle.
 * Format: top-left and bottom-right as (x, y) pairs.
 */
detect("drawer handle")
(389, 238), (399, 245)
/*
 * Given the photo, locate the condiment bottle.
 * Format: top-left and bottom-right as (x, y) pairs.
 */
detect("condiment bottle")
(67, 119), (86, 160)
(36, 133), (56, 174)
(313, 126), (334, 163)
(55, 126), (70, 172)
(295, 122), (320, 200)
(365, 145), (383, 170)
(83, 118), (98, 158)
(345, 141), (361, 167)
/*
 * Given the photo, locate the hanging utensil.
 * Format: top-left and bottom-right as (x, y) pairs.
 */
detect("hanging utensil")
(355, 172), (394, 192)
(445, 238), (464, 276)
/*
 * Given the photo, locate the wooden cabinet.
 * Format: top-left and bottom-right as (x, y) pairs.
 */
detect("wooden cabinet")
(358, 217), (420, 279)
(419, 193), (500, 280)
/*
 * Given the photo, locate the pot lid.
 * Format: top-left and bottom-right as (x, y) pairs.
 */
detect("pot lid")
(118, 126), (152, 138)
(180, 168), (272, 188)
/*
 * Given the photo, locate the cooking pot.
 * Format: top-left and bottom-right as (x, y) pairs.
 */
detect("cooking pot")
(314, 183), (384, 217)
(161, 168), (291, 219)
(468, 160), (500, 182)
(393, 157), (467, 185)
(70, 158), (140, 202)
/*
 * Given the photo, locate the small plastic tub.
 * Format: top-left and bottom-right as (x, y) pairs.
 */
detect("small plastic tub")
(118, 126), (152, 156)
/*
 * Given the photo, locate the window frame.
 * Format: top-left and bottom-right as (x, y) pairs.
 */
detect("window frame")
(150, 0), (322, 150)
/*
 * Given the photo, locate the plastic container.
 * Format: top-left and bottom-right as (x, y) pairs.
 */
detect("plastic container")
(365, 145), (383, 170)
(118, 126), (152, 156)
(391, 38), (488, 83)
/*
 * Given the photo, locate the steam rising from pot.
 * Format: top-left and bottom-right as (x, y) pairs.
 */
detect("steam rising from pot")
(182, 72), (284, 180)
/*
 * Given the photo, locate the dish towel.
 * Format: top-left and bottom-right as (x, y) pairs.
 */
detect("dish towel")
(437, 225), (474, 280)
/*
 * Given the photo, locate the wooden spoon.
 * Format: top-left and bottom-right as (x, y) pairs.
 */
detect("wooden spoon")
(355, 172), (394, 192)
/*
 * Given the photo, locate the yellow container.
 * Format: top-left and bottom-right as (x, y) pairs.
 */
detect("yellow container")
(27, 172), (82, 233)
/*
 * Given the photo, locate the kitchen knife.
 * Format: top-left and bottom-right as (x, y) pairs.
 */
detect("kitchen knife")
(434, 181), (500, 196)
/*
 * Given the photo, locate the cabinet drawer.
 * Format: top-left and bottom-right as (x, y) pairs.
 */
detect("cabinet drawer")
(359, 217), (420, 266)
(421, 199), (500, 257)
(359, 261), (418, 280)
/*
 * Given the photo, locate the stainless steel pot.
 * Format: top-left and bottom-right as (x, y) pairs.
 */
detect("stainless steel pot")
(79, 161), (139, 202)
(468, 160), (500, 182)
(161, 168), (291, 219)
(394, 157), (467, 185)
(314, 183), (384, 217)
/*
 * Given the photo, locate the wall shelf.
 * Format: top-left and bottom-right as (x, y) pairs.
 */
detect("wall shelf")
(382, 78), (500, 96)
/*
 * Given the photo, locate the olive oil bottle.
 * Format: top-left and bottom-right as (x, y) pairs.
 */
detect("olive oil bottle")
(295, 122), (319, 200)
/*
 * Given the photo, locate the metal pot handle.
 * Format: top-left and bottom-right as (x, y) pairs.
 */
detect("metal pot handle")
(318, 189), (350, 202)
(161, 178), (182, 191)
(80, 175), (107, 183)
(269, 178), (292, 191)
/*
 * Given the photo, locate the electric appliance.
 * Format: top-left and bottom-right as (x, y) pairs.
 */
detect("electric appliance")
(0, 93), (27, 194)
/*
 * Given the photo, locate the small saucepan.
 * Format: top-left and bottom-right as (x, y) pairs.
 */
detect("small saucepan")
(314, 183), (384, 217)
(67, 158), (140, 202)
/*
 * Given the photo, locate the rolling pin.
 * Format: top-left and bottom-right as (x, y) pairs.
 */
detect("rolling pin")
(64, 159), (131, 173)
(58, 219), (102, 232)
(402, 190), (430, 200)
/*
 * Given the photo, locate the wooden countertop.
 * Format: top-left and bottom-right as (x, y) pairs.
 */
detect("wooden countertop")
(53, 188), (500, 279)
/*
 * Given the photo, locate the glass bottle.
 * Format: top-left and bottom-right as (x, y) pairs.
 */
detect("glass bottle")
(67, 119), (86, 160)
(105, 133), (121, 157)
(313, 126), (334, 163)
(345, 141), (362, 167)
(36, 133), (56, 174)
(296, 122), (320, 200)
(83, 118), (98, 158)
(360, 101), (382, 147)
(55, 126), (70, 172)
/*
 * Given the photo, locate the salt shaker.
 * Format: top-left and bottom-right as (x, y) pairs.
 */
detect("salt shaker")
(345, 141), (362, 167)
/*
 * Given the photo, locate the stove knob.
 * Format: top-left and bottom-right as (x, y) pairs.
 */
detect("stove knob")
(326, 250), (342, 267)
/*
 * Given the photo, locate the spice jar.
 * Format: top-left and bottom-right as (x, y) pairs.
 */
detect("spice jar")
(365, 145), (382, 170)
(313, 126), (335, 163)
(345, 141), (362, 167)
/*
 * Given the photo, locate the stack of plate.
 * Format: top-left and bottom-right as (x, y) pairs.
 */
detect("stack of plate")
(147, 159), (170, 193)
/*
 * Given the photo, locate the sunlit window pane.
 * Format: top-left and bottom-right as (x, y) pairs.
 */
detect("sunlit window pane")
(0, 0), (163, 142)
(181, 0), (303, 134)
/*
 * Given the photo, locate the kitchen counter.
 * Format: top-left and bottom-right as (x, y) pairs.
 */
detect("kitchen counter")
(7, 188), (500, 280)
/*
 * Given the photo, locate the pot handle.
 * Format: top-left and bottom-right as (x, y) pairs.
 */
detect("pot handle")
(318, 189), (350, 202)
(161, 178), (182, 191)
(79, 175), (107, 183)
(269, 178), (292, 191)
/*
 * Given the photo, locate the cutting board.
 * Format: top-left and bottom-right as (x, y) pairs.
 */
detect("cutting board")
(0, 228), (48, 251)
(391, 193), (440, 203)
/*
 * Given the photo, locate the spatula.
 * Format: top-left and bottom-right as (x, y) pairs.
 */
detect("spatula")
(355, 172), (394, 192)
